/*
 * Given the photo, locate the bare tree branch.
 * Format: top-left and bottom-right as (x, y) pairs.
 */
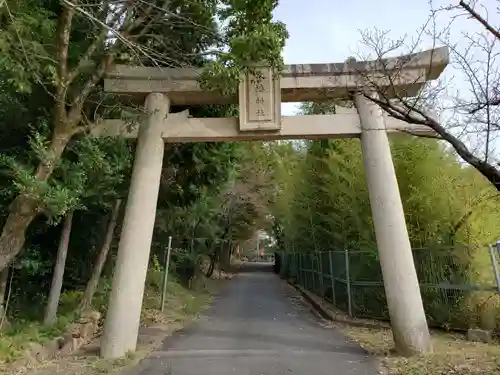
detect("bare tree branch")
(66, 4), (128, 86)
(353, 6), (500, 191)
(458, 0), (500, 40)
(367, 94), (500, 191)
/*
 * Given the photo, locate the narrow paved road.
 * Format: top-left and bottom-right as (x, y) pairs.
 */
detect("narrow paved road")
(129, 263), (376, 375)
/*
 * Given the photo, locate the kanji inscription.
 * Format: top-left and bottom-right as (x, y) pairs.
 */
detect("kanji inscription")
(247, 69), (273, 122)
(238, 66), (281, 131)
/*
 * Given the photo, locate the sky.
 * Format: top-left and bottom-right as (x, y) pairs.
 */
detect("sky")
(274, 0), (432, 115)
(273, 0), (499, 117)
(274, 0), (500, 160)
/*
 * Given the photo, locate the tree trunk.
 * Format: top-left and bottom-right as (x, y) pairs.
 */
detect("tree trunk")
(220, 242), (231, 271)
(206, 252), (217, 278)
(0, 130), (74, 271)
(0, 195), (40, 271)
(0, 267), (10, 329)
(44, 211), (74, 325)
(79, 200), (122, 313)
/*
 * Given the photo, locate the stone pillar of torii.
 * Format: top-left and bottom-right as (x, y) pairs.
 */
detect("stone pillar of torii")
(93, 47), (449, 358)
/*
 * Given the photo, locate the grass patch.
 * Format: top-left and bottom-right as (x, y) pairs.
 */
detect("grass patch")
(0, 286), (109, 365)
(341, 324), (500, 375)
(0, 315), (73, 364)
(141, 267), (212, 326)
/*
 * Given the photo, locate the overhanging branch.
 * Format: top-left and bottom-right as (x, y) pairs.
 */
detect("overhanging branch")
(366, 95), (500, 191)
(458, 1), (500, 40)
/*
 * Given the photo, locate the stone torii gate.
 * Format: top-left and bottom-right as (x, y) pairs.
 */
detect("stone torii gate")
(94, 47), (449, 358)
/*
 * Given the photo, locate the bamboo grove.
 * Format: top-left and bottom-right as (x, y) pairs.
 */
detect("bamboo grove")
(271, 102), (500, 330)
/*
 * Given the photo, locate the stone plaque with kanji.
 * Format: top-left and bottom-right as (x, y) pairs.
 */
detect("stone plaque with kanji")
(238, 67), (281, 131)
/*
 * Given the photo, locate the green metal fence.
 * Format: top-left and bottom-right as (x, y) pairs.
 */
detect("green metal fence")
(280, 246), (500, 330)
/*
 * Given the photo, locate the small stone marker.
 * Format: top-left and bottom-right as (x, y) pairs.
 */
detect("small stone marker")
(467, 328), (492, 343)
(238, 66), (281, 131)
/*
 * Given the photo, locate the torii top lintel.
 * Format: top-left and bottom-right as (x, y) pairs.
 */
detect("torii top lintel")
(104, 47), (449, 106)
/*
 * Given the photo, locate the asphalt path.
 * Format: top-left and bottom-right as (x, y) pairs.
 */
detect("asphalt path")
(127, 263), (376, 375)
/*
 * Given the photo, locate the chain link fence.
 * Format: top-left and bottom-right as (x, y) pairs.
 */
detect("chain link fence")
(279, 243), (500, 330)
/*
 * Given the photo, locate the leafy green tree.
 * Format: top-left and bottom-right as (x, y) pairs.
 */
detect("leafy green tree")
(0, 0), (288, 271)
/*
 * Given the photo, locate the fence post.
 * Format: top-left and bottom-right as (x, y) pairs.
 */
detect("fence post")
(310, 254), (314, 291)
(302, 254), (307, 289)
(293, 252), (297, 280)
(297, 253), (302, 286)
(297, 252), (301, 284)
(301, 253), (305, 288)
(284, 252), (289, 278)
(317, 251), (324, 296)
(311, 254), (316, 293)
(345, 248), (353, 317)
(328, 250), (336, 306)
(489, 244), (500, 293)
(160, 236), (173, 313)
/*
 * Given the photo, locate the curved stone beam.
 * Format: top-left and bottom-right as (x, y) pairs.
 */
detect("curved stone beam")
(104, 47), (449, 105)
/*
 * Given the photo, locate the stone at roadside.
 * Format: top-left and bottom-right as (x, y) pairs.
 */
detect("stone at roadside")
(467, 328), (492, 343)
